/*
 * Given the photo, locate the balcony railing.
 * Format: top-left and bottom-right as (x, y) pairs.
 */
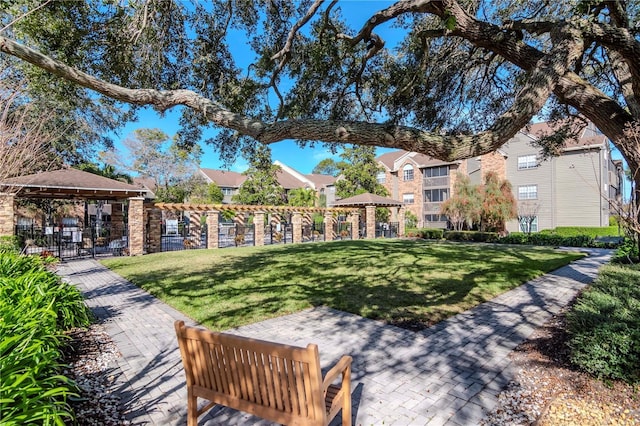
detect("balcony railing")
(423, 176), (449, 187)
(423, 202), (442, 213)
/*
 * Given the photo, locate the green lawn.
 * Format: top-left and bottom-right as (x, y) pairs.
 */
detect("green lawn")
(101, 240), (585, 331)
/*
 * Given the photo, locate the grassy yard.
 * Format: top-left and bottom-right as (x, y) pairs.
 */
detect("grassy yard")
(101, 240), (584, 331)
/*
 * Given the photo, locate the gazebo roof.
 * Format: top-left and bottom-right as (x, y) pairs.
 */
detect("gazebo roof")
(1, 168), (149, 200)
(331, 192), (403, 207)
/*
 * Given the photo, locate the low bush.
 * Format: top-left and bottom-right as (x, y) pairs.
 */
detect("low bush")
(611, 238), (640, 264)
(498, 232), (618, 248)
(539, 226), (621, 238)
(567, 264), (640, 384)
(416, 228), (444, 239)
(0, 252), (91, 425)
(443, 231), (499, 242)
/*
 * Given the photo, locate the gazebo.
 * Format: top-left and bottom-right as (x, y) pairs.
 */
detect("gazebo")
(0, 168), (149, 257)
(332, 193), (405, 238)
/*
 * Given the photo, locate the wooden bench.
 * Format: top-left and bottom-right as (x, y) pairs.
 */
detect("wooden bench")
(174, 320), (353, 426)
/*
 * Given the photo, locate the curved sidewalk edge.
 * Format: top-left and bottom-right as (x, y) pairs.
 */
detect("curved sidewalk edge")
(57, 248), (612, 425)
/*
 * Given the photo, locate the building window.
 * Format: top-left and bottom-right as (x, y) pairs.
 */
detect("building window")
(425, 214), (447, 223)
(424, 188), (448, 202)
(519, 216), (538, 233)
(403, 164), (414, 181)
(221, 187), (234, 196)
(376, 171), (386, 184)
(403, 193), (414, 204)
(424, 165), (449, 177)
(517, 154), (538, 170)
(518, 185), (538, 200)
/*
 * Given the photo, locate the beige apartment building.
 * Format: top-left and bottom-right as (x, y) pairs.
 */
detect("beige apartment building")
(376, 122), (623, 232)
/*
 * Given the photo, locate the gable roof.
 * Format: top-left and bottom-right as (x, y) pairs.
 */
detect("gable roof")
(377, 150), (459, 172)
(200, 168), (247, 187)
(2, 168), (149, 200)
(524, 121), (607, 150)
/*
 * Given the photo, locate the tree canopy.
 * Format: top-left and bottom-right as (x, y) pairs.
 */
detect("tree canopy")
(233, 145), (286, 205)
(1, 1), (639, 192)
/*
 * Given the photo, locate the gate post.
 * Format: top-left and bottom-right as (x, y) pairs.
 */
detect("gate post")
(365, 205), (376, 239)
(292, 212), (302, 243)
(348, 210), (359, 240)
(254, 211), (265, 246)
(0, 193), (15, 238)
(324, 210), (334, 241)
(206, 211), (219, 249)
(147, 207), (162, 253)
(398, 207), (406, 237)
(127, 197), (145, 256)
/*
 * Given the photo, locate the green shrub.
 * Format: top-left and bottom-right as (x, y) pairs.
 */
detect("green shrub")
(567, 264), (640, 384)
(612, 238), (640, 264)
(497, 232), (619, 248)
(416, 228), (444, 239)
(0, 251), (91, 425)
(541, 226), (621, 238)
(0, 236), (19, 254)
(443, 231), (499, 242)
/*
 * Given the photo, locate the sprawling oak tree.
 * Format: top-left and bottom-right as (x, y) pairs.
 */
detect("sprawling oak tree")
(1, 1), (639, 189)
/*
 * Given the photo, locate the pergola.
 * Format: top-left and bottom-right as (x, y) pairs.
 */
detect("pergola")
(331, 193), (405, 238)
(0, 168), (149, 254)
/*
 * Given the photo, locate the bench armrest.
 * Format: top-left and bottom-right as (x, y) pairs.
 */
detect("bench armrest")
(322, 355), (352, 392)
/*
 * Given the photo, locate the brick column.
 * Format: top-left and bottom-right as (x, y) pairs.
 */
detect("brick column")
(365, 205), (376, 239)
(127, 197), (145, 256)
(324, 211), (334, 241)
(398, 207), (406, 237)
(206, 211), (219, 249)
(292, 212), (302, 243)
(147, 207), (162, 253)
(254, 212), (265, 247)
(0, 193), (15, 237)
(348, 211), (359, 240)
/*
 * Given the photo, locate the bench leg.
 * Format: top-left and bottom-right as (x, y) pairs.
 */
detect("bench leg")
(187, 391), (198, 426)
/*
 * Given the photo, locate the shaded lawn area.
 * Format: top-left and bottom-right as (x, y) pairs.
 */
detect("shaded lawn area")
(101, 240), (585, 331)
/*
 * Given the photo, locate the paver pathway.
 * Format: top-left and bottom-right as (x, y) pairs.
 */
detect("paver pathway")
(57, 248), (612, 425)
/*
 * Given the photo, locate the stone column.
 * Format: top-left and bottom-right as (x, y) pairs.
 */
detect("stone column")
(398, 207), (406, 237)
(110, 202), (125, 238)
(348, 210), (360, 240)
(127, 197), (145, 256)
(189, 211), (201, 243)
(292, 212), (302, 243)
(147, 207), (162, 253)
(0, 193), (15, 237)
(206, 211), (219, 249)
(365, 205), (376, 239)
(324, 211), (334, 241)
(254, 211), (265, 247)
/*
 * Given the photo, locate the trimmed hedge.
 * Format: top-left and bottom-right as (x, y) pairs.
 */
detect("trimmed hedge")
(0, 251), (91, 425)
(405, 228), (444, 239)
(539, 226), (621, 238)
(443, 231), (499, 242)
(567, 264), (640, 384)
(498, 232), (619, 248)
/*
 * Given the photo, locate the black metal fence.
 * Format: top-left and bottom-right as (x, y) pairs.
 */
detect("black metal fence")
(333, 221), (352, 240)
(376, 222), (399, 238)
(218, 224), (255, 248)
(264, 224), (293, 245)
(15, 221), (128, 260)
(160, 221), (207, 251)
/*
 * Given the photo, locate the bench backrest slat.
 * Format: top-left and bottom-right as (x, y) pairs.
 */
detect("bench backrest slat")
(176, 323), (326, 424)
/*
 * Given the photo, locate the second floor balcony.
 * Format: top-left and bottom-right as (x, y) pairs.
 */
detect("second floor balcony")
(423, 176), (449, 188)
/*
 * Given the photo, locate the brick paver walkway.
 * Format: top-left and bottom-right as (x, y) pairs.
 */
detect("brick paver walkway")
(57, 248), (612, 425)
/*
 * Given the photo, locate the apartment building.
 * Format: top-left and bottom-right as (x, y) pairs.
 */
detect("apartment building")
(199, 160), (336, 205)
(377, 122), (623, 231)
